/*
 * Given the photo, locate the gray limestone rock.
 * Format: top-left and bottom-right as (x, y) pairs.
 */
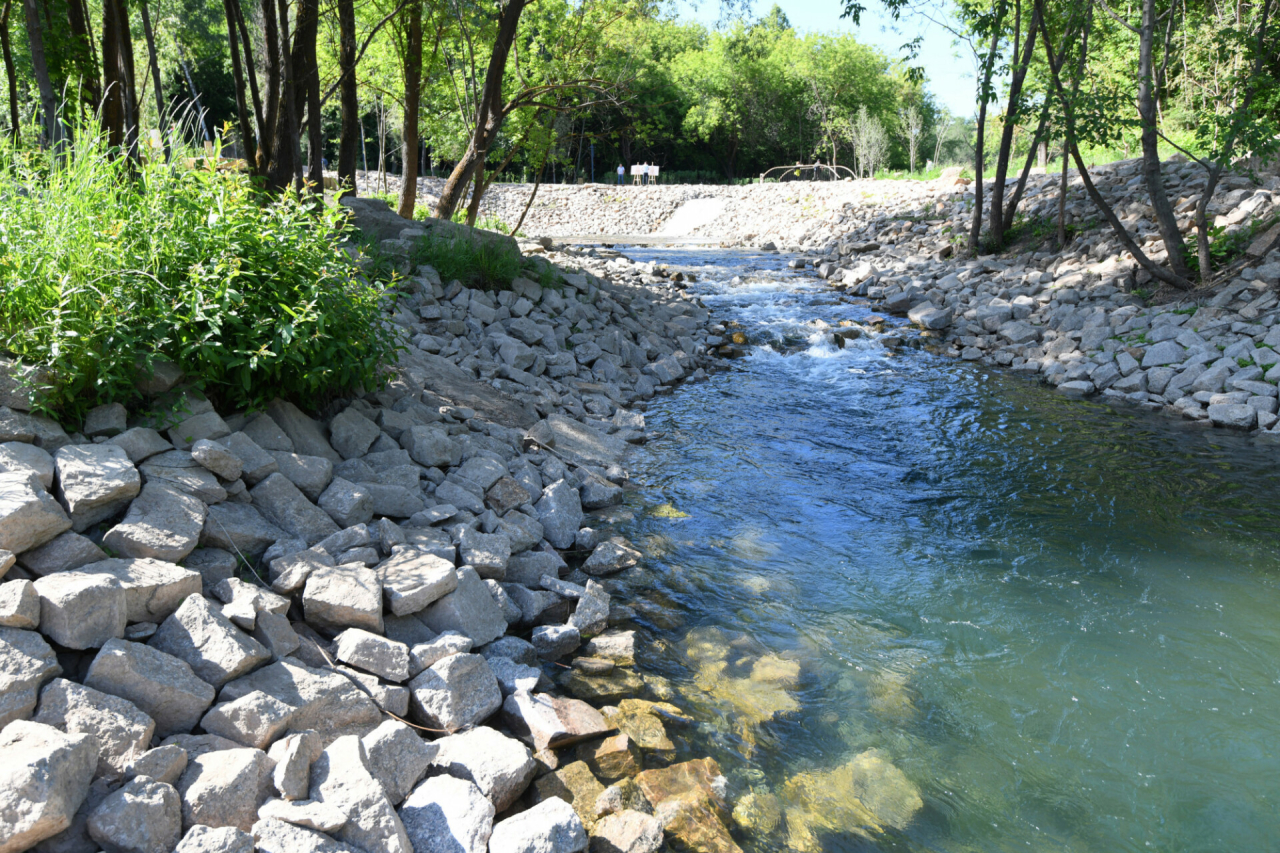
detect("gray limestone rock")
(506, 552), (567, 587)
(487, 656), (543, 697)
(138, 451), (227, 504)
(579, 631), (634, 666)
(0, 578), (39, 628)
(256, 798), (347, 833)
(303, 564), (384, 633)
(148, 595), (270, 688)
(174, 825), (254, 853)
(76, 557), (202, 624)
(579, 478), (623, 511)
(502, 692), (609, 753)
(334, 628), (411, 682)
(102, 482), (207, 563)
(123, 745), (188, 786)
(176, 747), (272, 832)
(199, 691), (295, 750)
(53, 444), (141, 532)
(87, 775), (183, 853)
(0, 441), (55, 489)
(397, 776), (494, 853)
(265, 400), (341, 463)
(526, 415), (627, 470)
(408, 652), (502, 733)
(0, 626), (61, 729)
(268, 549), (333, 595)
(536, 480), (583, 550)
(488, 795), (587, 853)
(428, 726), (537, 812)
(106, 428), (174, 466)
(318, 479), (374, 529)
(403, 425), (462, 470)
(34, 678), (155, 777)
(168, 411), (231, 452)
(567, 581), (609, 637)
(251, 474), (340, 546)
(329, 409), (381, 461)
(267, 730), (324, 802)
(361, 720), (436, 806)
(183, 549), (238, 594)
(200, 503), (288, 560)
(581, 539), (641, 576)
(1209, 402), (1257, 429)
(532, 625), (580, 661)
(33, 572), (127, 649)
(486, 580), (523, 626)
(251, 818), (360, 853)
(0, 721), (99, 853)
(222, 433), (279, 487)
(251, 612), (300, 661)
(240, 414), (295, 454)
(0, 471), (73, 555)
(84, 639), (216, 738)
(268, 452), (334, 502)
(378, 550), (458, 617)
(420, 567), (506, 646)
(479, 635), (540, 668)
(459, 528), (511, 579)
(409, 632), (472, 674)
(191, 440), (244, 482)
(218, 658), (381, 741)
(309, 735), (412, 853)
(16, 530), (106, 576)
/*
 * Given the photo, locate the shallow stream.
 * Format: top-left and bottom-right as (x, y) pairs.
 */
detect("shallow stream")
(606, 247), (1280, 853)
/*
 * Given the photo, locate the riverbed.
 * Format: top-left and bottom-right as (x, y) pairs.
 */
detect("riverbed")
(607, 247), (1280, 853)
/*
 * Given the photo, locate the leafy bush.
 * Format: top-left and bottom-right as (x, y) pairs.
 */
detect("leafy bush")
(0, 134), (401, 422)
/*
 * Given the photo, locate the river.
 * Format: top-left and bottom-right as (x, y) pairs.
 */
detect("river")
(603, 246), (1280, 853)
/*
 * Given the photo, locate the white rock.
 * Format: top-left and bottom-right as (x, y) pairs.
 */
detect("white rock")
(0, 579), (39, 628)
(377, 550), (458, 616)
(174, 824), (254, 853)
(0, 471), (72, 555)
(361, 720), (436, 806)
(267, 730), (324, 801)
(84, 638), (216, 738)
(408, 652), (503, 733)
(102, 482), (208, 563)
(398, 776), (494, 853)
(489, 796), (588, 853)
(177, 746), (272, 832)
(334, 628), (411, 682)
(0, 626), (61, 729)
(251, 817), (361, 853)
(257, 797), (348, 833)
(33, 571), (128, 649)
(428, 725), (537, 812)
(34, 678), (155, 777)
(53, 444), (141, 532)
(308, 735), (412, 853)
(0, 720), (99, 853)
(76, 556), (202, 624)
(303, 564), (384, 633)
(199, 690), (296, 750)
(87, 775), (183, 853)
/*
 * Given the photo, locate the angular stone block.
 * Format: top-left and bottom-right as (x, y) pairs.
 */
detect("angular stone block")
(53, 444), (141, 532)
(149, 595), (271, 689)
(84, 639), (216, 738)
(33, 571), (127, 649)
(76, 557), (202, 624)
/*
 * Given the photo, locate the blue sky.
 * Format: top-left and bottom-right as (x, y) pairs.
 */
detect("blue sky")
(672, 0), (976, 116)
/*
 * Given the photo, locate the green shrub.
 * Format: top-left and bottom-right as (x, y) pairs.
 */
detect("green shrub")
(0, 134), (401, 422)
(408, 231), (523, 291)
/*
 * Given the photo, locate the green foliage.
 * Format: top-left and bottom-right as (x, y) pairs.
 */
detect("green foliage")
(407, 232), (523, 292)
(0, 134), (401, 422)
(1183, 220), (1263, 278)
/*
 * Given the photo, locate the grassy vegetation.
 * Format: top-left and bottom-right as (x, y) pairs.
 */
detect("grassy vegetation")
(1184, 215), (1279, 279)
(0, 135), (401, 422)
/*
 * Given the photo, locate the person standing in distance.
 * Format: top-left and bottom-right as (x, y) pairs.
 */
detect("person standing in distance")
(617, 163), (625, 185)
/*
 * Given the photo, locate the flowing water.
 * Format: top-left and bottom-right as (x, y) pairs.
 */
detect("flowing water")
(602, 247), (1280, 853)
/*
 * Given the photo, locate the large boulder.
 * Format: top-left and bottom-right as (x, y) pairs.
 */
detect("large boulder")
(53, 444), (141, 531)
(309, 735), (412, 853)
(75, 557), (202, 624)
(408, 652), (502, 733)
(102, 482), (207, 563)
(0, 471), (72, 555)
(148, 595), (271, 688)
(427, 726), (537, 812)
(84, 639), (216, 738)
(398, 775), (494, 853)
(0, 626), (61, 729)
(176, 747), (272, 832)
(488, 796), (588, 853)
(0, 720), (99, 853)
(34, 678), (155, 777)
(86, 775), (183, 853)
(32, 571), (128, 649)
(420, 567), (506, 646)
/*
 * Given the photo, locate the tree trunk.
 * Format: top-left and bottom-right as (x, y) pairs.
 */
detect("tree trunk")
(465, 150), (486, 225)
(222, 0), (257, 167)
(1057, 133), (1069, 248)
(232, 0), (265, 143)
(65, 0), (101, 117)
(435, 0), (528, 220)
(138, 0), (166, 157)
(989, 0), (1040, 247)
(1136, 0), (1192, 279)
(268, 0), (301, 191)
(969, 6), (1005, 255)
(291, 0), (322, 188)
(259, 0), (281, 172)
(101, 0), (127, 149)
(336, 0), (358, 195)
(0, 0), (19, 142)
(397, 0), (422, 217)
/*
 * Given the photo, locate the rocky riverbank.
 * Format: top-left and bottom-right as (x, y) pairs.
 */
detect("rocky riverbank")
(0, 197), (750, 853)
(377, 156), (1280, 440)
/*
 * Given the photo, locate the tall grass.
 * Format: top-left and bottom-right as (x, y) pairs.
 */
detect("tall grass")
(409, 232), (523, 291)
(0, 132), (401, 422)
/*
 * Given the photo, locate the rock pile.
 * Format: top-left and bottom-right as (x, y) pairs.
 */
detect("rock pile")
(790, 158), (1280, 439)
(0, 198), (743, 852)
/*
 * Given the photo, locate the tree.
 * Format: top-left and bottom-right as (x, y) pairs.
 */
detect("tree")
(395, 0), (422, 218)
(904, 102), (921, 172)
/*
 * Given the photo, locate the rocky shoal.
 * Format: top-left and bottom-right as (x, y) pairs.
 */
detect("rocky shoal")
(0, 197), (755, 853)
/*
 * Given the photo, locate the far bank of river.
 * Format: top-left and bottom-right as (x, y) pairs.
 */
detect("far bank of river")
(607, 245), (1280, 853)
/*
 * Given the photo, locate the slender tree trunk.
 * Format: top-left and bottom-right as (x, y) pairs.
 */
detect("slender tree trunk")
(222, 0), (257, 167)
(336, 0), (358, 194)
(101, 0), (125, 148)
(232, 0), (265, 141)
(138, 0), (166, 158)
(117, 0), (140, 160)
(66, 0), (101, 116)
(0, 0), (19, 142)
(1057, 133), (1069, 248)
(259, 0), (281, 171)
(435, 0), (528, 219)
(291, 0), (322, 188)
(969, 6), (1005, 255)
(465, 150), (487, 225)
(1136, 0), (1192, 279)
(989, 0), (1041, 247)
(397, 0), (422, 217)
(267, 0), (301, 191)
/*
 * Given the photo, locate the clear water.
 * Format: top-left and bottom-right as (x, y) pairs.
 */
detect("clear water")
(605, 247), (1280, 853)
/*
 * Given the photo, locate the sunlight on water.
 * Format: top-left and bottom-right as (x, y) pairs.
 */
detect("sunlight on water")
(605, 247), (1280, 853)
